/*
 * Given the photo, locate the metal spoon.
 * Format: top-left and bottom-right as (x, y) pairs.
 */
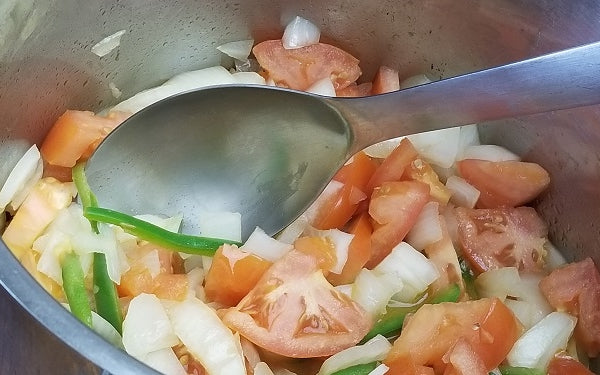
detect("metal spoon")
(86, 41), (600, 239)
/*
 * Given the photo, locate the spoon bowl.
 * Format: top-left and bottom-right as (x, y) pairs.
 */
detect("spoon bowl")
(86, 41), (600, 238)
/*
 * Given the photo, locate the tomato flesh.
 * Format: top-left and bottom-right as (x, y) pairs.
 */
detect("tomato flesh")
(371, 65), (400, 95)
(547, 354), (595, 375)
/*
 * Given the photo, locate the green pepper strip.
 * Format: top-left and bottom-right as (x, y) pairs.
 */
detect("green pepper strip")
(331, 361), (379, 375)
(61, 251), (93, 328)
(83, 206), (242, 255)
(498, 366), (545, 375)
(360, 283), (461, 343)
(73, 162), (122, 333)
(459, 257), (479, 299)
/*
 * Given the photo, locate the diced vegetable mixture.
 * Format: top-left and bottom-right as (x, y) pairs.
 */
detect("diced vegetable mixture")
(1, 15), (599, 375)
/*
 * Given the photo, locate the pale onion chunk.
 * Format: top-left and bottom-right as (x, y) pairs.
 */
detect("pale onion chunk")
(62, 303), (123, 349)
(198, 211), (242, 242)
(368, 364), (390, 375)
(122, 293), (180, 358)
(135, 213), (183, 233)
(8, 157), (43, 212)
(0, 139), (30, 189)
(186, 267), (206, 300)
(254, 362), (276, 375)
(504, 299), (539, 330)
(317, 335), (392, 375)
(276, 213), (309, 244)
(142, 348), (187, 375)
(406, 201), (443, 251)
(167, 297), (246, 375)
(544, 241), (567, 271)
(363, 137), (404, 158)
(408, 127), (461, 169)
(352, 269), (403, 317)
(306, 77), (336, 96)
(474, 267), (521, 301)
(91, 30), (126, 57)
(400, 73), (432, 89)
(0, 144), (41, 212)
(458, 144), (520, 162)
(241, 226), (292, 262)
(216, 39), (254, 61)
(232, 71), (266, 85)
(282, 16), (321, 50)
(446, 176), (480, 208)
(141, 249), (161, 278)
(507, 311), (577, 370)
(513, 273), (554, 326)
(456, 124), (481, 160)
(34, 230), (71, 284)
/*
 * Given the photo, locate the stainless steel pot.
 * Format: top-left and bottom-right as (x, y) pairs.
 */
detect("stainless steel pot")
(0, 0), (598, 373)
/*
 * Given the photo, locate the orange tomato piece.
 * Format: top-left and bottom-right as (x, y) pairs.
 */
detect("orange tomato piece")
(336, 82), (373, 97)
(442, 338), (488, 375)
(294, 236), (337, 272)
(403, 158), (451, 204)
(548, 354), (595, 375)
(204, 244), (272, 307)
(334, 151), (379, 193)
(364, 138), (419, 198)
(371, 66), (400, 95)
(312, 183), (367, 230)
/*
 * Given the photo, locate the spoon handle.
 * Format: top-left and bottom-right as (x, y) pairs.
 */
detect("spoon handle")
(328, 41), (600, 154)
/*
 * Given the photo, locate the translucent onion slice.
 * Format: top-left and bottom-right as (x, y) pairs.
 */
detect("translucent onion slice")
(400, 73), (432, 89)
(408, 127), (461, 169)
(458, 144), (520, 162)
(0, 144), (41, 212)
(282, 16), (321, 50)
(142, 348), (187, 375)
(241, 226), (292, 262)
(62, 303), (123, 349)
(474, 267), (521, 301)
(363, 137), (404, 158)
(303, 226), (353, 274)
(406, 201), (443, 251)
(317, 335), (392, 375)
(254, 362), (276, 375)
(368, 364), (390, 375)
(543, 241), (567, 271)
(456, 124), (481, 159)
(306, 77), (336, 96)
(352, 269), (403, 317)
(216, 39), (254, 61)
(91, 30), (126, 57)
(8, 157), (43, 212)
(198, 211), (242, 243)
(446, 176), (480, 208)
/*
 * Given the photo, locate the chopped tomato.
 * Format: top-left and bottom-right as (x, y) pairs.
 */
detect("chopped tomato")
(204, 244), (272, 307)
(371, 66), (400, 95)
(40, 110), (126, 168)
(548, 354), (595, 375)
(327, 213), (373, 286)
(455, 206), (548, 273)
(442, 338), (488, 375)
(312, 182), (366, 230)
(424, 220), (466, 298)
(336, 82), (373, 97)
(334, 151), (379, 193)
(221, 248), (371, 358)
(457, 160), (550, 208)
(364, 138), (419, 198)
(294, 236), (337, 272)
(403, 158), (451, 204)
(384, 298), (522, 374)
(252, 40), (361, 91)
(539, 258), (600, 357)
(42, 160), (73, 182)
(367, 180), (430, 268)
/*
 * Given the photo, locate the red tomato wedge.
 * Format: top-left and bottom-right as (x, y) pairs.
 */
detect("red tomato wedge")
(336, 82), (373, 97)
(548, 354), (595, 375)
(40, 110), (127, 167)
(365, 138), (419, 198)
(334, 151), (379, 193)
(312, 182), (366, 230)
(253, 40), (361, 91)
(204, 244), (272, 307)
(327, 213), (373, 286)
(384, 298), (522, 374)
(367, 180), (430, 268)
(455, 206), (548, 273)
(221, 249), (371, 358)
(442, 338), (488, 375)
(371, 65), (400, 95)
(457, 159), (550, 208)
(539, 258), (600, 357)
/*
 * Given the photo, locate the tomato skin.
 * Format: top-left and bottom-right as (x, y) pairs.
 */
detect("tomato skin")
(547, 355), (595, 375)
(365, 138), (419, 198)
(204, 245), (272, 307)
(371, 66), (400, 95)
(455, 206), (548, 273)
(253, 40), (361, 91)
(312, 183), (366, 230)
(334, 151), (379, 193)
(539, 258), (600, 357)
(457, 160), (550, 208)
(367, 180), (430, 268)
(384, 298), (521, 374)
(221, 249), (371, 358)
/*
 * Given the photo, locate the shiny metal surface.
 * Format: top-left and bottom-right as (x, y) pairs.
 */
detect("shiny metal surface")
(0, 0), (599, 373)
(88, 41), (600, 239)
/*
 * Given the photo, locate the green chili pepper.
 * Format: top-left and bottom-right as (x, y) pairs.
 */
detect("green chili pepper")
(61, 251), (93, 328)
(331, 362), (379, 375)
(84, 206), (242, 255)
(72, 162), (99, 233)
(429, 283), (461, 304)
(459, 257), (479, 299)
(498, 366), (545, 375)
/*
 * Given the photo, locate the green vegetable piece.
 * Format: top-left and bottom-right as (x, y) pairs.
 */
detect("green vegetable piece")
(429, 283), (461, 304)
(61, 251), (93, 328)
(331, 361), (379, 375)
(459, 257), (479, 299)
(93, 252), (123, 334)
(84, 206), (242, 255)
(498, 366), (545, 375)
(72, 162), (99, 233)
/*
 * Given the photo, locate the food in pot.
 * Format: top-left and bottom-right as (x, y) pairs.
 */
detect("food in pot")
(1, 16), (598, 375)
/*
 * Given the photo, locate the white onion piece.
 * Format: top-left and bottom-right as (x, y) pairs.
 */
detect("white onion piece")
(273, 369), (298, 375)
(241, 226), (292, 262)
(8, 157), (43, 212)
(408, 128), (461, 168)
(62, 303), (123, 349)
(142, 348), (187, 375)
(186, 267), (205, 300)
(201, 255), (213, 272)
(352, 269), (403, 317)
(400, 74), (432, 89)
(374, 242), (439, 302)
(303, 227), (353, 274)
(507, 311), (577, 370)
(363, 137), (404, 158)
(544, 241), (567, 271)
(0, 139), (30, 188)
(317, 335), (391, 375)
(368, 364), (390, 375)
(276, 213), (309, 244)
(198, 211), (242, 242)
(122, 294), (180, 358)
(34, 230), (71, 284)
(458, 144), (520, 162)
(335, 284), (353, 298)
(235, 58), (261, 73)
(254, 362), (276, 375)
(456, 124), (481, 160)
(306, 77), (336, 96)
(216, 39), (254, 61)
(406, 201), (443, 251)
(474, 267), (521, 301)
(109, 82), (122, 99)
(135, 213), (183, 233)
(167, 297), (246, 375)
(0, 144), (41, 212)
(513, 273), (554, 325)
(446, 176), (480, 208)
(504, 299), (538, 330)
(91, 30), (126, 57)
(183, 255), (205, 273)
(240, 336), (262, 372)
(141, 249), (161, 278)
(232, 71), (266, 85)
(282, 16), (321, 49)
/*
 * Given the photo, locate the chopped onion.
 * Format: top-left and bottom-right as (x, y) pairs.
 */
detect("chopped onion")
(399, 73), (432, 89)
(108, 82), (122, 99)
(62, 303), (123, 349)
(406, 201), (443, 251)
(458, 144), (520, 162)
(513, 273), (554, 325)
(141, 249), (161, 278)
(276, 213), (309, 244)
(254, 362), (275, 375)
(368, 364), (390, 375)
(335, 284), (353, 298)
(216, 39), (254, 61)
(0, 139), (30, 189)
(317, 335), (392, 375)
(504, 299), (538, 330)
(241, 226), (292, 262)
(183, 255), (205, 273)
(474, 267), (521, 301)
(0, 144), (41, 212)
(507, 311), (577, 370)
(232, 71), (266, 85)
(446, 176), (480, 208)
(135, 213), (183, 233)
(456, 124), (480, 160)
(306, 77), (336, 96)
(8, 158), (42, 212)
(408, 128), (461, 168)
(91, 30), (126, 57)
(282, 16), (320, 50)
(186, 267), (205, 300)
(352, 269), (403, 317)
(235, 58), (261, 73)
(167, 297), (246, 375)
(240, 336), (262, 371)
(142, 348), (187, 375)
(198, 211), (242, 242)
(363, 137), (404, 158)
(34, 230), (71, 284)
(303, 227), (353, 274)
(544, 241), (567, 271)
(122, 293), (180, 358)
